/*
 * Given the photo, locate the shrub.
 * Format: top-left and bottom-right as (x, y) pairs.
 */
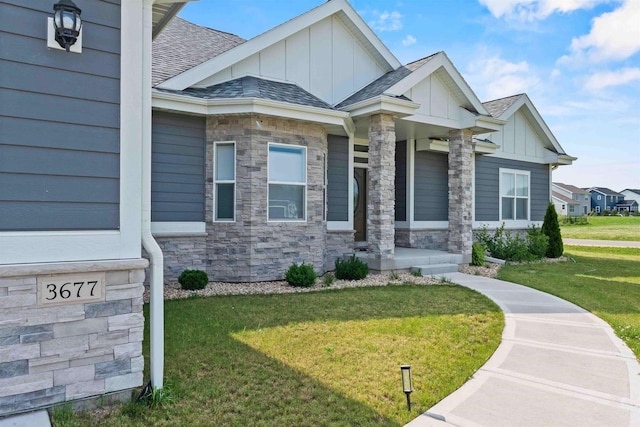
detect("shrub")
(335, 255), (368, 280)
(474, 223), (548, 262)
(527, 225), (549, 259)
(471, 242), (486, 266)
(542, 203), (563, 258)
(322, 273), (334, 287)
(284, 262), (317, 287)
(178, 269), (209, 290)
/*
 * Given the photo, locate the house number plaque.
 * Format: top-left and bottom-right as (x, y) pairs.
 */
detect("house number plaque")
(37, 273), (105, 306)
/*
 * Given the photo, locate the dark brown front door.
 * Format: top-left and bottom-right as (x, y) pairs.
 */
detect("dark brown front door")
(354, 168), (367, 242)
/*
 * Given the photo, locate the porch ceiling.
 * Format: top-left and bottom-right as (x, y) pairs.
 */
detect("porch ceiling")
(352, 116), (455, 141)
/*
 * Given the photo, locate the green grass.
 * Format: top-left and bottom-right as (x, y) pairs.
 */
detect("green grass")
(58, 285), (503, 427)
(560, 215), (640, 241)
(498, 245), (640, 358)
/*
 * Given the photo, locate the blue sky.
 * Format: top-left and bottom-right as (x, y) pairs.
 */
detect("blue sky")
(180, 0), (640, 191)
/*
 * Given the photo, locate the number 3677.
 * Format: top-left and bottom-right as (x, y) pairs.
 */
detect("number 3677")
(45, 281), (98, 301)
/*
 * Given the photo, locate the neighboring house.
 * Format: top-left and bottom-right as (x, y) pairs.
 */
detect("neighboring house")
(149, 0), (574, 283)
(0, 0), (190, 417)
(553, 182), (590, 216)
(620, 189), (640, 207)
(587, 187), (625, 214)
(615, 199), (638, 213)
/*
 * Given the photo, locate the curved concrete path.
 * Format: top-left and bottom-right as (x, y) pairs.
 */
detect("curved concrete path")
(407, 273), (640, 427)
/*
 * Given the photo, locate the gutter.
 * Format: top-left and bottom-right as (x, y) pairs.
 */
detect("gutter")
(143, 0), (164, 389)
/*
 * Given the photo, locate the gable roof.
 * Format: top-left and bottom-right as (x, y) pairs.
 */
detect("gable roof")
(621, 189), (640, 195)
(157, 76), (333, 110)
(483, 94), (524, 118)
(553, 182), (589, 195)
(335, 67), (412, 109)
(552, 191), (578, 205)
(589, 187), (623, 196)
(157, 0), (400, 91)
(152, 18), (246, 87)
(616, 200), (638, 207)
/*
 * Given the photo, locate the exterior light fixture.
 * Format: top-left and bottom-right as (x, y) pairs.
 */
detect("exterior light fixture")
(401, 365), (413, 411)
(53, 0), (82, 52)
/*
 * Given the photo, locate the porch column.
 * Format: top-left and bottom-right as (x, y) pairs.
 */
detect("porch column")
(368, 113), (396, 268)
(448, 128), (473, 262)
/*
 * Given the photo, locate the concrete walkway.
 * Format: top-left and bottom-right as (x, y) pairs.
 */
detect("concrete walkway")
(406, 273), (640, 427)
(563, 238), (640, 248)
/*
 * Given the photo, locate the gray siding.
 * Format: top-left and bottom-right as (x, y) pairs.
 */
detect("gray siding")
(414, 151), (448, 221)
(395, 141), (407, 221)
(0, 1), (121, 231)
(475, 155), (550, 221)
(151, 112), (206, 222)
(327, 135), (349, 221)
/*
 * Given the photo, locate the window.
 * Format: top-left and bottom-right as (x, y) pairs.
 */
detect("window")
(597, 195), (602, 200)
(500, 169), (529, 221)
(569, 205), (575, 213)
(214, 142), (235, 221)
(268, 143), (306, 221)
(562, 204), (566, 210)
(596, 206), (600, 214)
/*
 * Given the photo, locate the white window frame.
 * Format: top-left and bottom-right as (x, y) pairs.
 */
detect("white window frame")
(597, 194), (602, 200)
(213, 141), (236, 222)
(499, 168), (531, 224)
(596, 206), (601, 214)
(267, 142), (307, 222)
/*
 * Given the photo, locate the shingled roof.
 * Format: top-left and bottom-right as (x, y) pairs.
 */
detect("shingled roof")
(590, 187), (623, 196)
(482, 94), (525, 118)
(554, 182), (589, 194)
(156, 76), (334, 110)
(152, 18), (246, 87)
(552, 191), (578, 204)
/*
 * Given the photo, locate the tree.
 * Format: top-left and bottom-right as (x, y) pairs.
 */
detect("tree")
(542, 203), (563, 258)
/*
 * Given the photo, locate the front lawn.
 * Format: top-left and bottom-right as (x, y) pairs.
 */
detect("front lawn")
(560, 215), (640, 241)
(498, 245), (640, 358)
(58, 285), (502, 426)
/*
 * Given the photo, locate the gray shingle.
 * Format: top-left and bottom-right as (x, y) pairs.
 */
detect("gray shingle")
(335, 67), (412, 109)
(157, 76), (334, 110)
(152, 18), (246, 87)
(482, 94), (525, 118)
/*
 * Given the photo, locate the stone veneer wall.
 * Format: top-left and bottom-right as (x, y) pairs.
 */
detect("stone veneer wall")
(448, 129), (473, 263)
(0, 260), (146, 416)
(152, 235), (207, 284)
(325, 230), (355, 271)
(395, 229), (448, 251)
(205, 115), (328, 282)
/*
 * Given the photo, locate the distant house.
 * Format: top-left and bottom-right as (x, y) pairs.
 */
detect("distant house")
(553, 183), (589, 216)
(615, 199), (638, 213)
(620, 189), (640, 207)
(587, 187), (625, 214)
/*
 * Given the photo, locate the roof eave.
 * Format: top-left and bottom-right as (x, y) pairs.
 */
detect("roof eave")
(152, 1), (195, 40)
(338, 95), (419, 118)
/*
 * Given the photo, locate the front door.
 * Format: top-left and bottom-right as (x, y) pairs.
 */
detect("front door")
(354, 168), (367, 242)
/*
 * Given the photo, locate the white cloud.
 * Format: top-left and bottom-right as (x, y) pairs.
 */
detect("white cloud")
(402, 35), (417, 46)
(479, 0), (610, 21)
(368, 10), (403, 32)
(584, 67), (640, 90)
(564, 0), (640, 63)
(466, 54), (539, 100)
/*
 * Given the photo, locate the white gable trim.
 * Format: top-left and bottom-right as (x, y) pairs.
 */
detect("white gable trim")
(158, 0), (400, 91)
(386, 52), (488, 115)
(338, 95), (419, 118)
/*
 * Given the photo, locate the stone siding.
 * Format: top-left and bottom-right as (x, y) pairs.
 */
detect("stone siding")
(0, 260), (146, 416)
(448, 129), (473, 263)
(205, 115), (328, 282)
(153, 235), (207, 283)
(325, 230), (355, 271)
(395, 229), (448, 251)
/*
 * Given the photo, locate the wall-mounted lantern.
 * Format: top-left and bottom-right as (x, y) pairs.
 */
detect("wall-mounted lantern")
(401, 365), (413, 411)
(53, 0), (82, 52)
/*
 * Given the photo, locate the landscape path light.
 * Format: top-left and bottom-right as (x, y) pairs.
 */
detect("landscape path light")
(401, 365), (413, 411)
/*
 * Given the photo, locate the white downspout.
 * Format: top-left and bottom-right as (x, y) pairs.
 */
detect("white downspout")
(142, 0), (164, 390)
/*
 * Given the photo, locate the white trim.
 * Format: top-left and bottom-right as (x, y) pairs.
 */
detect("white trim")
(157, 0), (400, 91)
(348, 133), (355, 229)
(482, 151), (557, 165)
(499, 168), (531, 222)
(267, 143), (307, 222)
(411, 221), (449, 229)
(408, 139), (415, 225)
(339, 95), (419, 118)
(472, 154), (476, 222)
(213, 141), (237, 222)
(327, 221), (353, 231)
(473, 221), (543, 229)
(151, 222), (206, 235)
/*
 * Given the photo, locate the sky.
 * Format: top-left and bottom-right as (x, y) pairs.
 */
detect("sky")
(179, 0), (640, 192)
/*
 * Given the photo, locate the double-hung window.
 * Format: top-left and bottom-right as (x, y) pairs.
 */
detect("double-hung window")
(500, 169), (530, 221)
(214, 142), (235, 221)
(268, 143), (306, 221)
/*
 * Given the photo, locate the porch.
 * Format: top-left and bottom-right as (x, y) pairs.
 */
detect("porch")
(353, 246), (463, 275)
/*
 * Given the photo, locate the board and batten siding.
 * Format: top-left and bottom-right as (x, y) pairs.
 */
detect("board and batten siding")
(0, 0), (121, 231)
(196, 16), (385, 105)
(151, 112), (206, 222)
(395, 140), (407, 221)
(414, 150), (448, 221)
(475, 155), (550, 222)
(327, 135), (349, 222)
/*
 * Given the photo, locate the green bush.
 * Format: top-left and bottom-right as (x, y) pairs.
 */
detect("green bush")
(322, 273), (334, 287)
(527, 225), (549, 259)
(284, 262), (317, 287)
(471, 242), (486, 266)
(335, 255), (369, 280)
(178, 269), (209, 290)
(542, 203), (563, 258)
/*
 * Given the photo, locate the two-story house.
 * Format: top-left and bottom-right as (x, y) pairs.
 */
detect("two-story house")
(587, 187), (625, 214)
(552, 183), (589, 216)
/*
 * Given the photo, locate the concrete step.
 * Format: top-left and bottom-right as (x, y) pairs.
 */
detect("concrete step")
(411, 263), (460, 276)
